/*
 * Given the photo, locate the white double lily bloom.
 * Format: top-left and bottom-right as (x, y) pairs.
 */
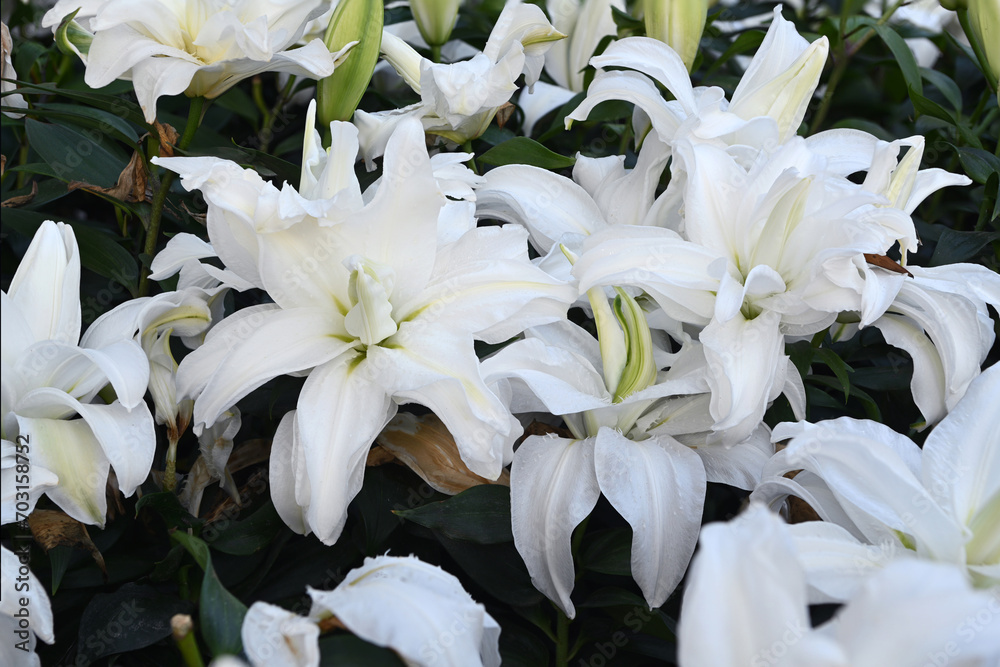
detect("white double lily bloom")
(844, 262), (1000, 427)
(43, 0), (351, 122)
(483, 284), (783, 616)
(572, 138), (908, 445)
(154, 104), (575, 545)
(1, 221), (155, 527)
(678, 504), (1000, 667)
(242, 555), (500, 667)
(752, 363), (1000, 601)
(354, 2), (565, 163)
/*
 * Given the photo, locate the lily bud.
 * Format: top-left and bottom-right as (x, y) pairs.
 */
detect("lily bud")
(968, 0), (1000, 99)
(642, 0), (708, 72)
(610, 287), (657, 403)
(411, 0), (463, 48)
(562, 243), (628, 395)
(318, 0), (383, 126)
(53, 9), (92, 59)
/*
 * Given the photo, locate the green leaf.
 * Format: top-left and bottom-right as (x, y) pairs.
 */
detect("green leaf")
(871, 22), (923, 96)
(34, 101), (139, 144)
(1, 209), (139, 291)
(171, 531), (211, 571)
(919, 68), (963, 111)
(319, 635), (407, 666)
(910, 91), (956, 123)
(813, 347), (854, 400)
(171, 532), (248, 657)
(478, 137), (576, 169)
(438, 537), (544, 606)
(611, 6), (644, 35)
(205, 500), (284, 555)
(580, 527), (632, 576)
(136, 491), (201, 530)
(706, 30), (765, 74)
(75, 583), (194, 667)
(930, 228), (1000, 265)
(24, 117), (128, 187)
(5, 81), (143, 127)
(199, 560), (248, 657)
(955, 146), (1000, 185)
(395, 485), (513, 544)
(47, 545), (74, 595)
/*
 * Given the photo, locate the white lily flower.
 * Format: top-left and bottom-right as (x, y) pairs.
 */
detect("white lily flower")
(157, 114), (574, 544)
(354, 2), (565, 162)
(475, 132), (671, 284)
(678, 503), (1000, 667)
(572, 138), (909, 444)
(43, 0), (353, 122)
(80, 287), (217, 439)
(1, 545), (54, 667)
(568, 6), (829, 149)
(517, 0), (622, 136)
(855, 263), (1000, 427)
(483, 288), (785, 616)
(242, 554), (500, 667)
(1, 221), (155, 527)
(752, 363), (1000, 601)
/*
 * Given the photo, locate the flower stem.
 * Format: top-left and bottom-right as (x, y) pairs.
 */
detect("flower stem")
(430, 44), (442, 63)
(171, 614), (205, 667)
(163, 434), (179, 492)
(554, 606), (570, 667)
(139, 96), (205, 296)
(812, 0), (903, 133)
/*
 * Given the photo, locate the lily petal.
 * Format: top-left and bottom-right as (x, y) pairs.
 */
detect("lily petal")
(296, 351), (396, 545)
(12, 414), (110, 526)
(594, 428), (706, 609)
(678, 504), (810, 667)
(511, 434), (600, 618)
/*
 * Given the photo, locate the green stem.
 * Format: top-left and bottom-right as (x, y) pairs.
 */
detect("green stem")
(138, 96), (205, 296)
(957, 8), (1000, 96)
(812, 0), (904, 133)
(462, 140), (479, 175)
(171, 614), (205, 667)
(163, 435), (179, 492)
(554, 606), (570, 667)
(430, 43), (442, 63)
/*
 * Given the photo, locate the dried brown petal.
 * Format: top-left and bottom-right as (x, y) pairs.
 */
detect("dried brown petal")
(864, 253), (912, 277)
(377, 413), (510, 495)
(28, 509), (108, 580)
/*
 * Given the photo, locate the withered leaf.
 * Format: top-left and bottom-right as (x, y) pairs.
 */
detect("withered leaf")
(377, 413), (510, 495)
(28, 509), (108, 579)
(155, 121), (180, 157)
(68, 149), (149, 203)
(2, 180), (38, 207)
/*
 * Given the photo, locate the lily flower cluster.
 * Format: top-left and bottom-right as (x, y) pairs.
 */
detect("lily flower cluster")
(3, 0), (999, 665)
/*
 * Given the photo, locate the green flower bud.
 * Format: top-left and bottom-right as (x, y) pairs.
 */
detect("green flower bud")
(411, 0), (463, 48)
(642, 0), (708, 72)
(55, 8), (93, 59)
(969, 0), (1000, 98)
(318, 0), (384, 125)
